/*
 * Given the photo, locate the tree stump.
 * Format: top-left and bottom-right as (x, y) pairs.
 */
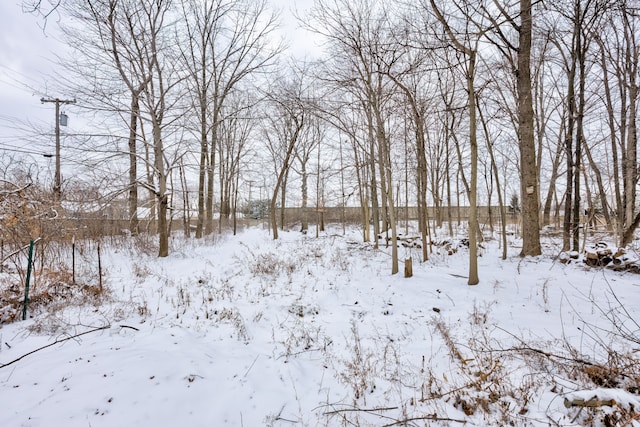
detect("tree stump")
(404, 257), (413, 278)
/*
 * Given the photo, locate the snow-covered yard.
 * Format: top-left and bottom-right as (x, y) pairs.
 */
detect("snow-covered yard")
(1, 226), (639, 426)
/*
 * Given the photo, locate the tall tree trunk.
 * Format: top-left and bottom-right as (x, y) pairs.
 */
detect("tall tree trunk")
(542, 121), (565, 226)
(572, 13), (585, 252)
(622, 9), (638, 236)
(353, 139), (370, 242)
(206, 116), (217, 235)
(179, 158), (191, 237)
(195, 105), (207, 238)
(195, 41), (208, 239)
(301, 158), (308, 233)
(467, 53), (479, 285)
(518, 0), (542, 257)
(478, 98), (507, 260)
(563, 37), (577, 251)
(128, 94), (140, 235)
(368, 124), (380, 248)
(430, 0), (479, 282)
(597, 36), (623, 234)
(153, 120), (169, 257)
(582, 140), (611, 229)
(375, 112), (398, 274)
(416, 121), (429, 262)
(445, 124), (453, 237)
(270, 116), (302, 240)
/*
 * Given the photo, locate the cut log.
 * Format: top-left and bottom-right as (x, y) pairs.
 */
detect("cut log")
(404, 257), (413, 278)
(564, 397), (617, 408)
(584, 251), (601, 267)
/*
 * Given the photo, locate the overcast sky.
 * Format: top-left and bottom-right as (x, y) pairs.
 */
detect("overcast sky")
(0, 2), (68, 157)
(0, 0), (321, 161)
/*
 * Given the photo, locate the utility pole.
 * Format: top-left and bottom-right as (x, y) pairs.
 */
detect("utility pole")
(41, 97), (76, 201)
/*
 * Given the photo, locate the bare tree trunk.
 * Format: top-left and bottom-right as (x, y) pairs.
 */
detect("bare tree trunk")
(196, 118), (207, 238)
(206, 121), (216, 235)
(622, 6), (638, 236)
(374, 106), (398, 274)
(518, 0), (541, 257)
(430, 0), (479, 283)
(563, 77), (575, 251)
(179, 158), (191, 237)
(466, 53), (479, 284)
(270, 115), (303, 240)
(153, 120), (169, 257)
(340, 137), (347, 235)
(582, 139), (611, 229)
(572, 15), (585, 252)
(596, 36), (623, 234)
(128, 94), (139, 235)
(384, 72), (429, 261)
(233, 158), (240, 236)
(542, 121), (565, 227)
(478, 98), (507, 260)
(445, 125), (453, 237)
(301, 158), (308, 233)
(353, 138), (370, 242)
(280, 171), (288, 230)
(368, 128), (380, 248)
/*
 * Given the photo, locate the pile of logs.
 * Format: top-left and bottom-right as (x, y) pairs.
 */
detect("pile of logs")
(560, 242), (640, 273)
(376, 232), (423, 249)
(435, 239), (460, 256)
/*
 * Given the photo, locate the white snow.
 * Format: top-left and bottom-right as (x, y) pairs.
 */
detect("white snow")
(1, 226), (639, 426)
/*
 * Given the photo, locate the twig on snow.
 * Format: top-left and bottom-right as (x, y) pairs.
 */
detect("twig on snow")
(323, 406), (399, 416)
(0, 325), (110, 369)
(383, 415), (468, 426)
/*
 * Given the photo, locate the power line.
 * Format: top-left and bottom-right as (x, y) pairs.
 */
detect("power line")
(0, 142), (51, 157)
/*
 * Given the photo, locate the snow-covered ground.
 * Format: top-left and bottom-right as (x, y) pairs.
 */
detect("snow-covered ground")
(1, 225), (639, 426)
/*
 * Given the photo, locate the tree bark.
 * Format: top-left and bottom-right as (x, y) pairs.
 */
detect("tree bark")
(517, 0), (542, 257)
(128, 94), (139, 235)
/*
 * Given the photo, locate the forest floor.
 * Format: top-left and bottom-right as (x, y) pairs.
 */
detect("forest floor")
(0, 224), (639, 426)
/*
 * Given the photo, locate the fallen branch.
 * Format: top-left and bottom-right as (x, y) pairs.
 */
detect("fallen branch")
(384, 415), (468, 426)
(509, 345), (595, 367)
(324, 406), (399, 416)
(494, 326), (597, 367)
(323, 406), (467, 426)
(564, 397), (616, 408)
(0, 324), (110, 369)
(621, 413), (640, 427)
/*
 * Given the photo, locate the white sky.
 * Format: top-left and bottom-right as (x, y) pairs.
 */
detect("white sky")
(0, 0), (322, 160)
(0, 1), (67, 157)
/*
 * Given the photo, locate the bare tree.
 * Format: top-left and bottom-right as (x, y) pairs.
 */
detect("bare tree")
(179, 0), (229, 238)
(461, 0), (542, 256)
(181, 0), (281, 236)
(428, 0), (480, 284)
(62, 0), (184, 256)
(61, 0), (151, 235)
(292, 114), (322, 234)
(216, 92), (254, 232)
(595, 2), (640, 247)
(307, 0), (401, 274)
(262, 71), (308, 239)
(378, 26), (436, 262)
